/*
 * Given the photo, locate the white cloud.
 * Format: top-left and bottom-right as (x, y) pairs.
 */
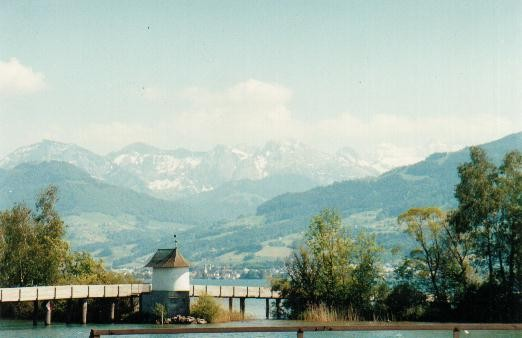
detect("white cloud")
(91, 80), (520, 167)
(2, 79), (520, 169)
(0, 58), (46, 96)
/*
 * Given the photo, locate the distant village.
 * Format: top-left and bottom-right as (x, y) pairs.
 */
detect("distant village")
(130, 264), (286, 283)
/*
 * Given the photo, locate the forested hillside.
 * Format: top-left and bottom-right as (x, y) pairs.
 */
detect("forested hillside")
(257, 132), (522, 222)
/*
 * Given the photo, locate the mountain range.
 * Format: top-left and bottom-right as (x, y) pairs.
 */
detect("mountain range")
(0, 133), (520, 269)
(0, 140), (380, 200)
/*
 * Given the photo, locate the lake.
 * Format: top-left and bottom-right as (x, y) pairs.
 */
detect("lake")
(0, 279), (519, 338)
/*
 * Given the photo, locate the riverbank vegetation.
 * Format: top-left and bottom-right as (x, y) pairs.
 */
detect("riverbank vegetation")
(274, 147), (521, 322)
(0, 185), (138, 321)
(190, 294), (246, 323)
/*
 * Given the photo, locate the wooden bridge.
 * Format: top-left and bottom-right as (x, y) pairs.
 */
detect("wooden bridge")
(0, 283), (282, 324)
(0, 284), (151, 303)
(190, 284), (283, 319)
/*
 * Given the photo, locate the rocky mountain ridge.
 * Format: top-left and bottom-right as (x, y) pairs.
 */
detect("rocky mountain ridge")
(1, 139), (381, 199)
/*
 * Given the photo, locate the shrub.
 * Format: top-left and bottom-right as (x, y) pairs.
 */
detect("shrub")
(153, 303), (168, 324)
(385, 283), (426, 321)
(190, 295), (221, 323)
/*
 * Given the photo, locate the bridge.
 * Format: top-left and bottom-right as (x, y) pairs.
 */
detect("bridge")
(190, 284), (283, 319)
(0, 283), (281, 325)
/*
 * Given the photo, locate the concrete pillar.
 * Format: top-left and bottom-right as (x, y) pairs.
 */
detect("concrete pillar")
(275, 299), (281, 319)
(265, 299), (269, 319)
(110, 301), (115, 322)
(44, 301), (51, 325)
(81, 299), (88, 324)
(239, 298), (245, 319)
(228, 298), (233, 312)
(32, 300), (38, 326)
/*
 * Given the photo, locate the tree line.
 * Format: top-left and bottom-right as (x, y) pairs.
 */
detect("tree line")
(0, 185), (137, 321)
(273, 147), (521, 322)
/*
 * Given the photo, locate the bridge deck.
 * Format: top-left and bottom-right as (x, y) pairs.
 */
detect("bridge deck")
(190, 285), (281, 299)
(0, 284), (151, 303)
(0, 284), (280, 302)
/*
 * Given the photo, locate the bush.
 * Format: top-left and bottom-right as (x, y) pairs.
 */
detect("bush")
(190, 295), (221, 323)
(385, 283), (427, 321)
(153, 303), (168, 324)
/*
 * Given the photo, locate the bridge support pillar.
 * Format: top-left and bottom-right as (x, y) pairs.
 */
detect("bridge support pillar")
(32, 300), (38, 326)
(81, 299), (88, 324)
(44, 301), (51, 325)
(265, 299), (269, 319)
(276, 299), (281, 319)
(110, 301), (115, 322)
(228, 298), (233, 312)
(239, 297), (245, 319)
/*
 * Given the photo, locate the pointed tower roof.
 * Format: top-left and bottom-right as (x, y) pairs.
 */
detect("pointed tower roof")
(145, 248), (190, 268)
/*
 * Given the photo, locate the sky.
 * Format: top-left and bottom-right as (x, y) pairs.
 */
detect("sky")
(1, 0), (521, 165)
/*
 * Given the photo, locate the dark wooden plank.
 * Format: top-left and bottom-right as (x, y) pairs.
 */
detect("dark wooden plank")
(90, 323), (522, 336)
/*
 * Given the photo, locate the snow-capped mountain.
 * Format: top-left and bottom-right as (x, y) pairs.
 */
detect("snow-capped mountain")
(0, 140), (112, 178)
(0, 139), (381, 199)
(0, 140), (149, 193)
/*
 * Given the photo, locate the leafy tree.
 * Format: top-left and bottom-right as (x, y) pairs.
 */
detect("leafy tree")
(452, 147), (500, 283)
(497, 150), (521, 295)
(0, 204), (37, 286)
(277, 209), (385, 319)
(0, 185), (137, 288)
(385, 283), (426, 321)
(451, 148), (521, 321)
(398, 208), (450, 302)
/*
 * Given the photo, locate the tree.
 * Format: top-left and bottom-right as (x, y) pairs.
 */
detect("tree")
(33, 186), (69, 285)
(0, 204), (37, 286)
(497, 150), (522, 295)
(0, 185), (135, 288)
(385, 283), (427, 321)
(452, 147), (500, 283)
(277, 209), (384, 319)
(398, 208), (448, 302)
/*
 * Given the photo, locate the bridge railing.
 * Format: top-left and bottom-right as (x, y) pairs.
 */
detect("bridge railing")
(0, 284), (151, 303)
(190, 285), (281, 298)
(89, 323), (522, 338)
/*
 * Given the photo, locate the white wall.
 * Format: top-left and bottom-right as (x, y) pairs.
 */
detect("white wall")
(152, 267), (190, 291)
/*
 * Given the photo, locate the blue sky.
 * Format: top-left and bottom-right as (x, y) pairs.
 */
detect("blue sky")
(1, 1), (521, 164)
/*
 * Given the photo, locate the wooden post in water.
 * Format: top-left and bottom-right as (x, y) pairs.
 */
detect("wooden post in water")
(453, 328), (460, 338)
(297, 328), (304, 338)
(239, 298), (245, 319)
(265, 299), (269, 319)
(81, 299), (88, 324)
(110, 301), (115, 322)
(32, 300), (38, 326)
(228, 298), (233, 312)
(44, 301), (51, 325)
(275, 299), (281, 319)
